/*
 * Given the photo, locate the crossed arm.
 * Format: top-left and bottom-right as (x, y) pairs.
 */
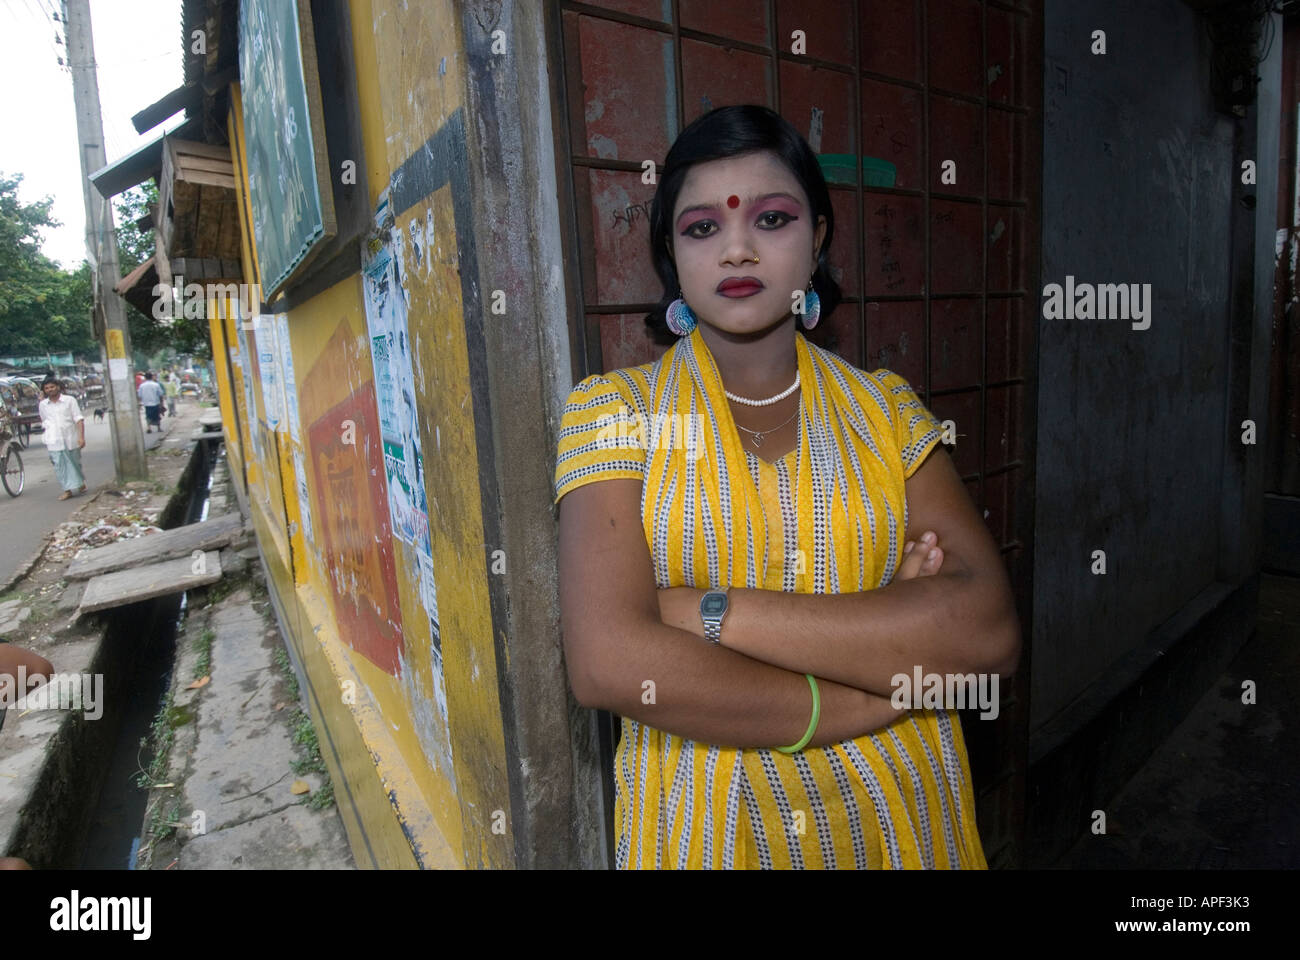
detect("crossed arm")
(657, 446), (1021, 697)
(558, 444), (1021, 748)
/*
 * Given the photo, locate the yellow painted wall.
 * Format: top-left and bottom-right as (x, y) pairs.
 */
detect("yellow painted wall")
(220, 307), (253, 499)
(208, 0), (515, 868)
(206, 303), (241, 498)
(223, 90), (260, 501)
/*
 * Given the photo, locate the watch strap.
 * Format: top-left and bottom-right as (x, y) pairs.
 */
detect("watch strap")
(701, 587), (730, 644)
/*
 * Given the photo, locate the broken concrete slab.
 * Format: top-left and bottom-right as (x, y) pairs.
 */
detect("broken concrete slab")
(0, 606), (31, 636)
(77, 551), (222, 615)
(56, 581), (84, 613)
(177, 803), (353, 869)
(64, 513), (242, 581)
(198, 410), (223, 427)
(218, 547), (247, 577)
(191, 429), (225, 441)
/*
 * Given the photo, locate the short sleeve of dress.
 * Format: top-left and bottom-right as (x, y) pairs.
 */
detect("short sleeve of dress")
(874, 369), (946, 480)
(553, 373), (646, 505)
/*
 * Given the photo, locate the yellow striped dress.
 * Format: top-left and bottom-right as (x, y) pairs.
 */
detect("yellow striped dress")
(553, 325), (987, 869)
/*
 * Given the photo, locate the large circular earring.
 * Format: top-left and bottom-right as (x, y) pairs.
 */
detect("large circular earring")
(802, 277), (822, 330)
(666, 291), (697, 336)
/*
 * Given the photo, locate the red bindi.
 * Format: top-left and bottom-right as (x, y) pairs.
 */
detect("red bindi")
(726, 194), (740, 208)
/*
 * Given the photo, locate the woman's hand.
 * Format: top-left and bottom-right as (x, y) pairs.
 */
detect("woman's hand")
(896, 530), (944, 581)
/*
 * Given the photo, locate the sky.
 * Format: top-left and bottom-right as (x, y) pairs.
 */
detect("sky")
(0, 0), (186, 269)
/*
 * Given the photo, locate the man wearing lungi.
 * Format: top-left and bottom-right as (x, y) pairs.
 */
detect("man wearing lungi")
(38, 374), (86, 501)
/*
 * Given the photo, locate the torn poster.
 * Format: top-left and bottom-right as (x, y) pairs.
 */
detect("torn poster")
(277, 312), (300, 445)
(253, 314), (283, 431)
(236, 318), (260, 459)
(361, 236), (442, 650)
(293, 446), (314, 544)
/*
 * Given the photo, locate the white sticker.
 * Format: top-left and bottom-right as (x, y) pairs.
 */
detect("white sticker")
(809, 107), (824, 154)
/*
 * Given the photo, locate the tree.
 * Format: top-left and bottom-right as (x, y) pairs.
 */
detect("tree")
(0, 172), (59, 318)
(42, 261), (95, 355)
(113, 181), (211, 360)
(113, 182), (167, 355)
(0, 172), (94, 359)
(115, 181), (157, 275)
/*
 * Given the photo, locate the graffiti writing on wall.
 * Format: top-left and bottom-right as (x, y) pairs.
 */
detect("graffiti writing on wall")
(611, 200), (653, 232)
(873, 202), (905, 292)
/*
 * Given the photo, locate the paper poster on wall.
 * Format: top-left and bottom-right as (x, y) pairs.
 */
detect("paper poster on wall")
(361, 237), (441, 650)
(292, 446), (313, 544)
(253, 314), (284, 431)
(106, 328), (128, 382)
(236, 320), (260, 458)
(276, 313), (301, 445)
(362, 249), (423, 542)
(418, 552), (439, 635)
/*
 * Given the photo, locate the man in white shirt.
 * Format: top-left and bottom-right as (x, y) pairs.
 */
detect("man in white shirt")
(137, 371), (166, 434)
(37, 374), (86, 500)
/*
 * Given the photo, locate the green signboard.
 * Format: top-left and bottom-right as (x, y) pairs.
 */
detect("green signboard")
(238, 0), (336, 300)
(0, 353), (75, 367)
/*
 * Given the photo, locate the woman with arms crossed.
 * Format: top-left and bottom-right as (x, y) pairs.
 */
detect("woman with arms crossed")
(554, 105), (1020, 869)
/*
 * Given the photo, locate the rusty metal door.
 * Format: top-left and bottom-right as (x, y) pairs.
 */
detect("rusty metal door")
(549, 0), (1042, 868)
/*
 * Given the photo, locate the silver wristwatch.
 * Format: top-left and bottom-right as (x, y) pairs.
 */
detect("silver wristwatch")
(699, 587), (730, 644)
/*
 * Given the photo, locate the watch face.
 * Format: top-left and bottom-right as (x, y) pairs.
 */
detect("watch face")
(701, 593), (728, 616)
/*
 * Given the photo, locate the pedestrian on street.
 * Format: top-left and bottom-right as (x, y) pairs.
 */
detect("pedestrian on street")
(138, 371), (165, 434)
(37, 374), (86, 501)
(164, 371), (180, 417)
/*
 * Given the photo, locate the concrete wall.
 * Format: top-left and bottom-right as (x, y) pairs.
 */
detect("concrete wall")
(1034, 0), (1237, 728)
(215, 0), (505, 868)
(1025, 0), (1281, 864)
(211, 0), (603, 868)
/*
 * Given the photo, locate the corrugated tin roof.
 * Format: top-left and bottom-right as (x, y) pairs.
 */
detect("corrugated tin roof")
(88, 116), (202, 198)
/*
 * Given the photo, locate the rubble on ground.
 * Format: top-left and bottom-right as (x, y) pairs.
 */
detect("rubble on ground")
(43, 492), (166, 562)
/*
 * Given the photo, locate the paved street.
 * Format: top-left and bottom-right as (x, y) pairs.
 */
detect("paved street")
(0, 399), (191, 586)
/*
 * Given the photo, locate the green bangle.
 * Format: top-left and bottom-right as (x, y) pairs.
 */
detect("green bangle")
(776, 674), (821, 753)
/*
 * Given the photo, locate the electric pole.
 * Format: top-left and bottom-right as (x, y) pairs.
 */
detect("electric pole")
(63, 0), (147, 481)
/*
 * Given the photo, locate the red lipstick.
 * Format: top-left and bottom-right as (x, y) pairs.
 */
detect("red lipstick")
(716, 276), (764, 297)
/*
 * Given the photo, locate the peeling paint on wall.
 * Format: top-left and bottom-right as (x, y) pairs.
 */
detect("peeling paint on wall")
(302, 320), (405, 674)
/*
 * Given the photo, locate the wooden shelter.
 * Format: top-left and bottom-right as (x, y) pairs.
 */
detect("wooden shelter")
(157, 137), (242, 267)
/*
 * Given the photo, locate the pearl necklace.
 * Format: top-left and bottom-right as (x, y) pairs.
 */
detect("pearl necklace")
(725, 371), (799, 406)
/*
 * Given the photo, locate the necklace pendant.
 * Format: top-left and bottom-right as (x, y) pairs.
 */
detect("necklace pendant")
(751, 433), (765, 447)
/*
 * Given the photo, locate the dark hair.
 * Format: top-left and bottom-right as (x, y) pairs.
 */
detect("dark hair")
(41, 373), (59, 387)
(644, 104), (841, 345)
